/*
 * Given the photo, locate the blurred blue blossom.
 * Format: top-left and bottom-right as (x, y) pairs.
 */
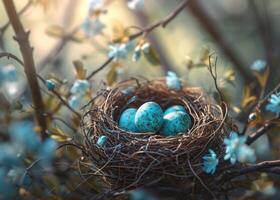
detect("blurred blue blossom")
(45, 79), (56, 91)
(133, 46), (141, 62)
(166, 71), (182, 90)
(202, 149), (219, 174)
(224, 131), (256, 164)
(68, 95), (82, 109)
(237, 145), (256, 163)
(0, 168), (15, 200)
(88, 0), (104, 13)
(128, 0), (145, 11)
(250, 59), (266, 72)
(70, 80), (90, 95)
(0, 144), (21, 168)
(7, 168), (32, 188)
(82, 18), (105, 37)
(0, 65), (18, 83)
(266, 92), (280, 114)
(108, 43), (129, 60)
(130, 189), (157, 200)
(9, 121), (41, 152)
(37, 138), (57, 166)
(97, 135), (108, 147)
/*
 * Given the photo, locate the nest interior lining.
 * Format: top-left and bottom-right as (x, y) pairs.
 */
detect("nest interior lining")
(82, 79), (228, 192)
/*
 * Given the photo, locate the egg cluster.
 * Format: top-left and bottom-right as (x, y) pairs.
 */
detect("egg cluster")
(118, 101), (192, 136)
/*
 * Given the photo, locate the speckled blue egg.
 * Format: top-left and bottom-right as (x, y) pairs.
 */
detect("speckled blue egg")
(164, 105), (187, 116)
(161, 111), (192, 136)
(135, 102), (163, 132)
(119, 108), (138, 132)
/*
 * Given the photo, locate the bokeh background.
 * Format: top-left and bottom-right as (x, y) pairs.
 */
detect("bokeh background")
(1, 0), (280, 199)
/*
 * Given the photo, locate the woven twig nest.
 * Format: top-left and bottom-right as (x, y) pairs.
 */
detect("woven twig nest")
(81, 78), (231, 197)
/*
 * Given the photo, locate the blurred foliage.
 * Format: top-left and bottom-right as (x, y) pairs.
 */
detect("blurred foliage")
(0, 0), (280, 199)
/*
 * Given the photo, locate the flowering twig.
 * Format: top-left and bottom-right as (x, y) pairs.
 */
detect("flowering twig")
(129, 0), (190, 40)
(256, 81), (280, 112)
(3, 0), (48, 139)
(87, 0), (190, 80)
(0, 51), (81, 119)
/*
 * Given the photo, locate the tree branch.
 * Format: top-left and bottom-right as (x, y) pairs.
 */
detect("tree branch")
(0, 0), (32, 50)
(129, 0), (190, 40)
(87, 0), (190, 80)
(227, 160), (280, 180)
(0, 51), (81, 118)
(246, 117), (280, 145)
(3, 0), (48, 139)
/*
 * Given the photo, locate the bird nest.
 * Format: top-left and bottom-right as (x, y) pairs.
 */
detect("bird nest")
(81, 78), (232, 197)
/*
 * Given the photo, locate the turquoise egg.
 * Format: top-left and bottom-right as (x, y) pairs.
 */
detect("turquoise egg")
(164, 105), (187, 115)
(119, 108), (138, 132)
(135, 102), (163, 132)
(161, 111), (192, 136)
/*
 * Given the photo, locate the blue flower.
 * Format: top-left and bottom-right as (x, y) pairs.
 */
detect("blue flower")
(37, 138), (57, 166)
(224, 131), (256, 164)
(266, 92), (280, 114)
(202, 149), (219, 174)
(0, 144), (21, 168)
(97, 135), (108, 147)
(82, 18), (105, 37)
(0, 65), (18, 83)
(108, 43), (129, 61)
(9, 121), (41, 152)
(45, 79), (56, 91)
(250, 59), (266, 72)
(128, 0), (145, 11)
(166, 71), (182, 90)
(70, 80), (90, 95)
(68, 95), (82, 109)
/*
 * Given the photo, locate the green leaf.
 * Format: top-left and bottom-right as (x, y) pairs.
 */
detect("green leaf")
(143, 44), (160, 66)
(45, 25), (65, 38)
(106, 65), (118, 86)
(73, 60), (87, 79)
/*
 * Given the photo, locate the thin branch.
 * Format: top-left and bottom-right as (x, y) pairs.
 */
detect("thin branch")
(208, 54), (225, 104)
(86, 57), (114, 80)
(256, 81), (280, 112)
(0, 0), (32, 31)
(37, 25), (81, 72)
(0, 0), (32, 49)
(51, 89), (81, 118)
(227, 160), (280, 180)
(3, 0), (48, 139)
(0, 51), (24, 66)
(129, 0), (190, 40)
(87, 0), (190, 80)
(187, 0), (254, 83)
(246, 118), (277, 145)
